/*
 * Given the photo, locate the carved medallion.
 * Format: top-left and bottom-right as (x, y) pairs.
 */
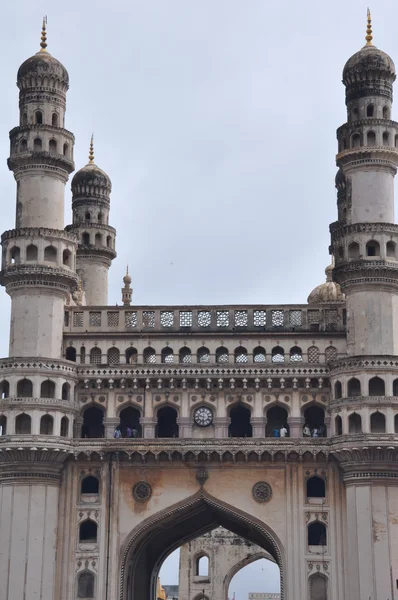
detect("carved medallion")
(196, 467), (209, 485)
(132, 481), (152, 502)
(252, 481), (272, 503)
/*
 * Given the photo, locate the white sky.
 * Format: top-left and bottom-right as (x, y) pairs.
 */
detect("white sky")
(1, 0), (398, 594)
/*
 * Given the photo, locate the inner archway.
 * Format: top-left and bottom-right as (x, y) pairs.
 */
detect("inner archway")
(121, 492), (285, 600)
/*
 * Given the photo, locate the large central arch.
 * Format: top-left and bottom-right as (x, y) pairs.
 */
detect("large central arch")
(223, 551), (277, 600)
(120, 491), (285, 600)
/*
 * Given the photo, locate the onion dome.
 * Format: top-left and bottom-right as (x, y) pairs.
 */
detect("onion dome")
(342, 10), (395, 101)
(307, 262), (345, 304)
(17, 19), (69, 89)
(123, 266), (132, 285)
(71, 136), (112, 198)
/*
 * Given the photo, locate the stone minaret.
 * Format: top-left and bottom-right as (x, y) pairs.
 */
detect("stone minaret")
(330, 12), (398, 600)
(0, 22), (78, 600)
(66, 136), (116, 305)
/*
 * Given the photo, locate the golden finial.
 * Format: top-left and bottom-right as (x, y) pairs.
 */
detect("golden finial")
(89, 134), (94, 164)
(365, 8), (373, 46)
(40, 16), (48, 52)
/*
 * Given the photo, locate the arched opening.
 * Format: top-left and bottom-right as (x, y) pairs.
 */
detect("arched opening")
(119, 406), (142, 438)
(20, 138), (28, 152)
(33, 137), (42, 151)
(41, 380), (55, 398)
(370, 411), (386, 433)
(307, 346), (320, 363)
(26, 244), (38, 261)
(306, 476), (326, 498)
(348, 242), (360, 259)
(229, 404), (252, 437)
(395, 134), (398, 149)
(63, 249), (72, 266)
(40, 414), (54, 435)
(62, 382), (70, 400)
(17, 379), (32, 397)
(15, 413), (31, 434)
(81, 476), (99, 495)
(341, 137), (347, 150)
(90, 347), (102, 365)
(347, 377), (361, 397)
(334, 380), (342, 399)
(289, 346), (302, 362)
(107, 347), (120, 365)
(52, 112), (59, 127)
(303, 405), (326, 437)
(126, 347), (138, 364)
(35, 110), (43, 124)
(0, 415), (7, 435)
(80, 346), (86, 364)
(79, 520), (98, 543)
(44, 246), (57, 262)
(387, 241), (396, 257)
(60, 416), (69, 437)
(367, 130), (376, 146)
(368, 376), (385, 396)
(271, 346), (284, 363)
(309, 573), (328, 600)
(308, 522), (327, 546)
(161, 347), (174, 364)
(156, 407), (179, 438)
(383, 105), (389, 119)
(383, 131), (390, 146)
(106, 235), (112, 248)
(122, 493), (283, 600)
(266, 406), (289, 437)
(351, 133), (361, 148)
(335, 415), (343, 436)
(98, 213), (103, 223)
(82, 232), (90, 245)
(77, 571), (95, 598)
(85, 212), (91, 222)
(9, 246), (20, 264)
(197, 347), (210, 363)
(215, 346), (229, 363)
(351, 106), (359, 121)
(95, 233), (102, 246)
(81, 406), (104, 438)
(366, 104), (374, 117)
(253, 346), (266, 362)
(348, 412), (362, 434)
(0, 380), (9, 399)
(366, 240), (380, 257)
(394, 379), (398, 396)
(196, 554), (209, 576)
(22, 112), (28, 126)
(49, 139), (57, 153)
(395, 414), (398, 433)
(143, 347), (156, 364)
(179, 347), (192, 364)
(63, 143), (69, 156)
(234, 346), (248, 363)
(66, 346), (77, 362)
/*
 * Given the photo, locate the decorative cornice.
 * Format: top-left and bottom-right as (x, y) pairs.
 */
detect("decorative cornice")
(329, 396), (398, 410)
(330, 220), (398, 240)
(0, 357), (77, 375)
(336, 118), (398, 139)
(76, 365), (330, 378)
(0, 397), (79, 411)
(329, 355), (398, 375)
(1, 227), (78, 244)
(0, 264), (78, 293)
(8, 150), (75, 175)
(9, 124), (75, 141)
(333, 260), (398, 289)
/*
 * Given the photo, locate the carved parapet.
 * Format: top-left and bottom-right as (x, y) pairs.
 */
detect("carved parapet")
(8, 149), (75, 175)
(333, 259), (398, 290)
(329, 355), (398, 376)
(336, 146), (398, 172)
(0, 263), (78, 293)
(330, 439), (398, 485)
(1, 227), (78, 244)
(329, 396), (398, 411)
(0, 356), (78, 376)
(330, 220), (398, 241)
(0, 446), (71, 485)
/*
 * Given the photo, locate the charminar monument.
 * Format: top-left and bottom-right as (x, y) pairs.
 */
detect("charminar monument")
(0, 10), (398, 600)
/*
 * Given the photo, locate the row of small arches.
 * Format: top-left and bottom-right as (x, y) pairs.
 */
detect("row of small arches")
(337, 240), (396, 260)
(350, 103), (390, 120)
(0, 413), (70, 436)
(334, 411), (398, 434)
(21, 110), (61, 127)
(80, 232), (113, 248)
(334, 376), (397, 398)
(16, 137), (69, 157)
(8, 245), (72, 266)
(67, 345), (336, 365)
(339, 130), (398, 152)
(0, 379), (71, 399)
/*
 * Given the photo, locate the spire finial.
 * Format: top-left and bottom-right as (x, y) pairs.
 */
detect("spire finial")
(40, 16), (47, 52)
(365, 8), (373, 46)
(89, 134), (94, 164)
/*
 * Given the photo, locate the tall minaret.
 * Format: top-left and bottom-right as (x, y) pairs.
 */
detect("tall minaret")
(2, 18), (78, 357)
(330, 12), (398, 600)
(0, 22), (78, 600)
(66, 136), (116, 305)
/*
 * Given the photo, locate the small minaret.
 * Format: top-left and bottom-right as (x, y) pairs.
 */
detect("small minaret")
(66, 136), (116, 305)
(122, 266), (132, 306)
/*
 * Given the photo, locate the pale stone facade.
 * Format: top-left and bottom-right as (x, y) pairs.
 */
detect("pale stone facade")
(0, 15), (398, 600)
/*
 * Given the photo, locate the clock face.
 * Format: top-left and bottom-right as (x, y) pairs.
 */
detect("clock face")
(194, 406), (213, 427)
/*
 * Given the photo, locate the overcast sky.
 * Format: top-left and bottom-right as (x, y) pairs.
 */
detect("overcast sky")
(1, 0), (398, 594)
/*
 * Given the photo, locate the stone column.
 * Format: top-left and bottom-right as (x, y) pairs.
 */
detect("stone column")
(213, 417), (229, 439)
(177, 417), (192, 438)
(103, 417), (119, 439)
(140, 418), (156, 438)
(251, 417), (265, 438)
(74, 416), (83, 438)
(287, 416), (304, 438)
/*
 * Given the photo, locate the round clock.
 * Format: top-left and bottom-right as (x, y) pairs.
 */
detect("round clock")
(194, 406), (213, 427)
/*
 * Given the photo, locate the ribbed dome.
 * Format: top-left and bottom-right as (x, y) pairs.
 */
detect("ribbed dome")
(72, 163), (111, 191)
(17, 51), (69, 88)
(307, 263), (345, 304)
(343, 44), (395, 85)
